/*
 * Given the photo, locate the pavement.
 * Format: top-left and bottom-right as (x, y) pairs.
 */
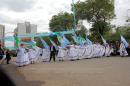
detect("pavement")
(1, 56), (130, 86)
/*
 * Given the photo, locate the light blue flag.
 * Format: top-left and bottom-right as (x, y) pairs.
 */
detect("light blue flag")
(121, 35), (129, 48)
(100, 35), (107, 45)
(40, 37), (49, 49)
(72, 36), (80, 44)
(49, 39), (57, 47)
(79, 36), (83, 48)
(86, 38), (93, 45)
(62, 34), (70, 45)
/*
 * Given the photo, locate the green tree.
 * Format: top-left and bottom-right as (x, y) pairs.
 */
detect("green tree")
(49, 12), (75, 32)
(74, 0), (115, 40)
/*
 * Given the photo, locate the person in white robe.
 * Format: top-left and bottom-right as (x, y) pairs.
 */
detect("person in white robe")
(105, 43), (111, 57)
(41, 48), (50, 62)
(16, 44), (29, 67)
(57, 46), (65, 61)
(68, 45), (77, 61)
(119, 42), (128, 57)
(93, 43), (101, 58)
(28, 48), (36, 64)
(83, 45), (93, 59)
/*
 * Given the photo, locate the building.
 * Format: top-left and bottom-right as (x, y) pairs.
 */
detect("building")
(0, 25), (5, 46)
(14, 22), (37, 46)
(14, 22), (37, 35)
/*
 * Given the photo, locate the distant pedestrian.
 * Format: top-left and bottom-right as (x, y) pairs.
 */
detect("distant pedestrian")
(5, 50), (11, 64)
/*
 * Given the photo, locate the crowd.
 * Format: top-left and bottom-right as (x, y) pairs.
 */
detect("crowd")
(0, 41), (130, 67)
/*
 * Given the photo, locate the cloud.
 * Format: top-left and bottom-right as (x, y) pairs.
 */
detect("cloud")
(0, 0), (36, 12)
(0, 0), (130, 34)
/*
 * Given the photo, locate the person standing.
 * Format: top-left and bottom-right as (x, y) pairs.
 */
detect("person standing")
(16, 44), (26, 67)
(49, 44), (56, 62)
(5, 50), (11, 64)
(0, 44), (4, 61)
(119, 42), (128, 57)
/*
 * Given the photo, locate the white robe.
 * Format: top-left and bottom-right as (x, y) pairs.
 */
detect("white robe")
(105, 44), (111, 57)
(16, 47), (29, 66)
(41, 49), (50, 61)
(119, 43), (128, 56)
(28, 49), (36, 62)
(68, 45), (77, 60)
(84, 45), (93, 59)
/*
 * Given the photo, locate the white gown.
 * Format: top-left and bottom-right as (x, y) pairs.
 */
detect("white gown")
(28, 49), (36, 62)
(57, 47), (66, 60)
(105, 44), (111, 57)
(42, 49), (50, 61)
(16, 47), (29, 66)
(119, 43), (128, 56)
(68, 45), (77, 60)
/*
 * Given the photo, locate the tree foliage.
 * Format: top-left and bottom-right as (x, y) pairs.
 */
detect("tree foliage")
(49, 12), (75, 32)
(74, 0), (115, 40)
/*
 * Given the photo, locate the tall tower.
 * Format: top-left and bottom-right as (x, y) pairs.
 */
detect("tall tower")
(0, 25), (5, 46)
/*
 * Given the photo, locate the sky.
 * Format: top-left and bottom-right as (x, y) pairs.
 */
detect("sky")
(0, 0), (130, 34)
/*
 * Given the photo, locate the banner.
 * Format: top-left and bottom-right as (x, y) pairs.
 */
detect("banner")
(40, 37), (49, 49)
(100, 35), (107, 45)
(121, 35), (129, 48)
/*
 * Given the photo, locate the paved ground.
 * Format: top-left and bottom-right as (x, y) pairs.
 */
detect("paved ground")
(2, 57), (130, 86)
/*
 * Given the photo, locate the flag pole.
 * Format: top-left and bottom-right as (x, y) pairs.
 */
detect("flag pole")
(72, 0), (77, 32)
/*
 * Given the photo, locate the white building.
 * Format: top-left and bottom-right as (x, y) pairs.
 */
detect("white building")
(0, 25), (5, 45)
(14, 22), (37, 35)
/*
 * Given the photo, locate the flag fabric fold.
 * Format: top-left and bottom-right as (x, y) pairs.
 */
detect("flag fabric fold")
(121, 35), (129, 48)
(40, 37), (49, 49)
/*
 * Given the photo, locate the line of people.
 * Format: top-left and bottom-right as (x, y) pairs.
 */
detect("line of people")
(1, 41), (130, 67)
(15, 41), (130, 67)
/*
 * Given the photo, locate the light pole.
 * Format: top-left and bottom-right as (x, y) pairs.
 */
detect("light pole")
(72, 0), (77, 31)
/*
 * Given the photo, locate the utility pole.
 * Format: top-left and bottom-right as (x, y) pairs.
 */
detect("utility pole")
(72, 0), (77, 31)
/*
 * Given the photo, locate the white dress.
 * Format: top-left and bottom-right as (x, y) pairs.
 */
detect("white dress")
(68, 45), (77, 60)
(119, 43), (128, 56)
(28, 49), (36, 62)
(42, 49), (50, 61)
(57, 47), (65, 60)
(16, 47), (27, 66)
(24, 52), (30, 65)
(105, 44), (111, 57)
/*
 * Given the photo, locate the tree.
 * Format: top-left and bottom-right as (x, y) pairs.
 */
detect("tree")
(74, 0), (115, 39)
(49, 12), (75, 32)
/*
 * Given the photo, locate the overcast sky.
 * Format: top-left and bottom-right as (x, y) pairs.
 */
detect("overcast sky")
(0, 0), (130, 34)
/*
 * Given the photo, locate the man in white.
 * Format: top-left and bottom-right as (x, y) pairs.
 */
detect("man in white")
(119, 42), (128, 57)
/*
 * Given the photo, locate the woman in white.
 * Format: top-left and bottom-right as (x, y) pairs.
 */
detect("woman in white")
(16, 44), (29, 67)
(119, 42), (128, 57)
(57, 46), (65, 61)
(68, 45), (77, 61)
(105, 43), (111, 57)
(41, 48), (50, 62)
(28, 48), (36, 64)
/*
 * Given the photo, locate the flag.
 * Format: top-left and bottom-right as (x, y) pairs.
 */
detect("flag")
(57, 34), (63, 44)
(14, 36), (21, 48)
(100, 35), (107, 45)
(86, 38), (93, 45)
(62, 34), (70, 45)
(72, 35), (80, 44)
(40, 37), (49, 49)
(79, 36), (83, 47)
(49, 39), (57, 47)
(121, 35), (129, 48)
